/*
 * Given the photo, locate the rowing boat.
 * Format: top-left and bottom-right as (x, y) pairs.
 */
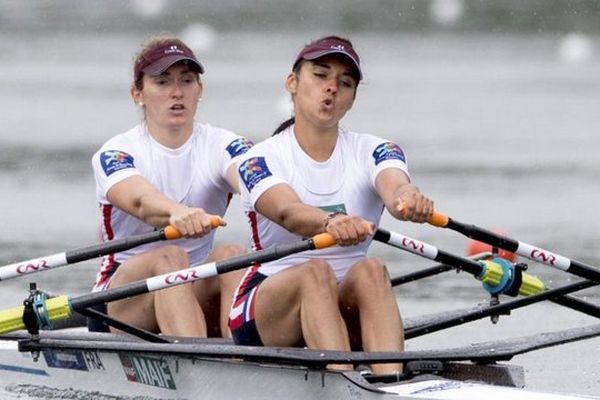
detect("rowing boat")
(1, 317), (599, 399)
(1, 223), (599, 399)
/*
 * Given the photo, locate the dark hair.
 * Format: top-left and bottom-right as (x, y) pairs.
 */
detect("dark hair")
(272, 117), (295, 136)
(272, 59), (309, 136)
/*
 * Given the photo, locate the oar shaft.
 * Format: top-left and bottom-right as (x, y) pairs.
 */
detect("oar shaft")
(430, 212), (600, 283)
(0, 232), (335, 334)
(71, 232), (336, 311)
(374, 228), (484, 278)
(405, 280), (597, 339)
(0, 217), (221, 281)
(65, 229), (173, 264)
(374, 228), (544, 297)
(0, 230), (166, 281)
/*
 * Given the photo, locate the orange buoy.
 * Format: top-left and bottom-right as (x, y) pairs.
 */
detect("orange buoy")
(467, 234), (517, 262)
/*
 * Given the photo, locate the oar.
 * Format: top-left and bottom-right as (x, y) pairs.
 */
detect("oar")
(0, 232), (336, 335)
(0, 216), (222, 281)
(404, 280), (597, 339)
(429, 212), (600, 283)
(374, 228), (545, 297)
(377, 228), (600, 318)
(390, 259), (600, 320)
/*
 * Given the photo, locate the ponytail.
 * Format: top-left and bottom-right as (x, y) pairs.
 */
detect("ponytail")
(272, 116), (295, 136)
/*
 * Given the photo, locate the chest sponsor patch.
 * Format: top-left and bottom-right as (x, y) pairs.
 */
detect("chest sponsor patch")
(319, 204), (347, 214)
(100, 150), (135, 176)
(226, 137), (254, 158)
(372, 142), (406, 165)
(239, 157), (272, 192)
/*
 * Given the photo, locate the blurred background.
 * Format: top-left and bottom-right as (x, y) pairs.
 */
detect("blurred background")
(0, 0), (599, 394)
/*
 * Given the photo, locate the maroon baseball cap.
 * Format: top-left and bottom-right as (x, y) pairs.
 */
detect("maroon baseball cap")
(134, 40), (204, 82)
(293, 36), (362, 81)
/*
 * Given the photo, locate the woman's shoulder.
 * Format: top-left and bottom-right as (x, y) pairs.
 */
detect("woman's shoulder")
(246, 130), (289, 154)
(198, 122), (251, 140)
(195, 122), (255, 158)
(340, 128), (389, 148)
(94, 125), (143, 155)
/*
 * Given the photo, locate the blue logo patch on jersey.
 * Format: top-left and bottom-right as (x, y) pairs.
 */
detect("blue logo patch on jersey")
(100, 150), (135, 177)
(226, 137), (254, 158)
(239, 157), (272, 192)
(372, 142), (406, 166)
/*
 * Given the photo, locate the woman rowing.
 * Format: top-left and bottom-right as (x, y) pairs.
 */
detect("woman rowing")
(229, 36), (433, 374)
(90, 36), (252, 338)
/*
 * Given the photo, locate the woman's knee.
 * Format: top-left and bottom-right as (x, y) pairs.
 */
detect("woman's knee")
(351, 257), (391, 290)
(210, 244), (246, 261)
(150, 245), (190, 273)
(300, 259), (338, 293)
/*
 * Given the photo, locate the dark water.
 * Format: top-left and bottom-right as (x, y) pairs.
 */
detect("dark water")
(1, 28), (599, 396)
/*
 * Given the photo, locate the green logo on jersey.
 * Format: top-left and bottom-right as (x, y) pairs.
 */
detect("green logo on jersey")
(319, 204), (347, 213)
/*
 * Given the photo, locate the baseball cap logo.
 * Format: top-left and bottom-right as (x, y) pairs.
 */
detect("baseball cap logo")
(165, 45), (184, 55)
(293, 36), (363, 81)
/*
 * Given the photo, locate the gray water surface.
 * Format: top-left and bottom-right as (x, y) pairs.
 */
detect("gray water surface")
(1, 29), (599, 396)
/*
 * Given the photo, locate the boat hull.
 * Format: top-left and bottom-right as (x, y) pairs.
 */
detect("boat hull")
(0, 331), (596, 400)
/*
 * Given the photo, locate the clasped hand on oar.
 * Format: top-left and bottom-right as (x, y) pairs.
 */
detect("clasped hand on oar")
(0, 216), (223, 281)
(0, 232), (336, 335)
(428, 211), (600, 283)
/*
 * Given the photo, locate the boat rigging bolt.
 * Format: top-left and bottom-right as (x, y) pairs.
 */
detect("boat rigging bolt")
(23, 282), (41, 362)
(489, 294), (500, 324)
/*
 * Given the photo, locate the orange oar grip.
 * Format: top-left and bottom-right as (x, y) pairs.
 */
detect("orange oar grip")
(163, 216), (223, 240)
(313, 233), (336, 249)
(209, 215), (223, 228)
(429, 211), (449, 227)
(164, 225), (183, 240)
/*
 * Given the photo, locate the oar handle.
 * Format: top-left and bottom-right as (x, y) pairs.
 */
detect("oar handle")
(162, 215), (223, 240)
(313, 232), (336, 249)
(428, 211), (449, 227)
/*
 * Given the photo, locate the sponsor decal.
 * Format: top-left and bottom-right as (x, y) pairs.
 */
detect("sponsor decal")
(372, 142), (406, 165)
(226, 137), (254, 158)
(164, 269), (202, 284)
(100, 150), (135, 177)
(43, 349), (88, 371)
(83, 351), (106, 371)
(530, 249), (557, 265)
(318, 204), (347, 214)
(120, 354), (176, 390)
(239, 157), (272, 192)
(16, 260), (49, 274)
(401, 237), (425, 253)
(43, 349), (105, 372)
